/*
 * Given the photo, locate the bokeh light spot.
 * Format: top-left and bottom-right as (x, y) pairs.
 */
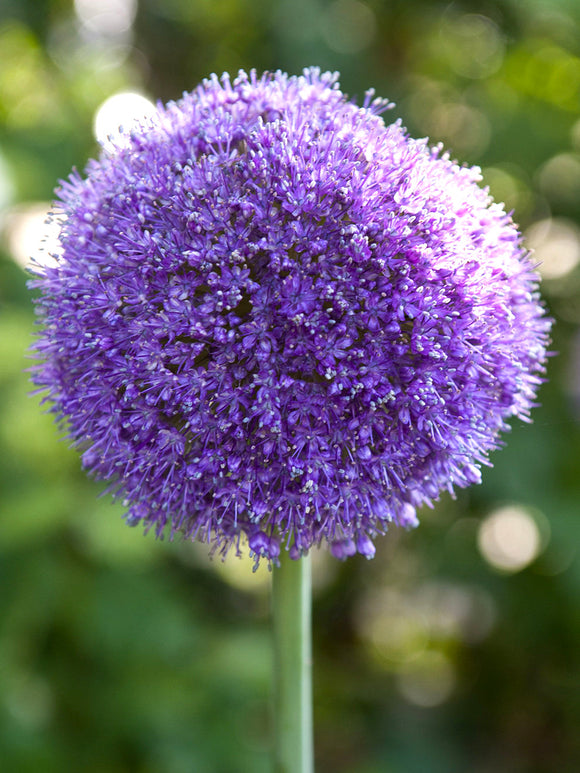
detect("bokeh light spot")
(440, 13), (505, 79)
(356, 589), (430, 665)
(320, 0), (376, 55)
(537, 153), (580, 208)
(525, 217), (580, 280)
(483, 165), (533, 219)
(396, 650), (455, 708)
(414, 581), (497, 644)
(93, 92), (157, 150)
(477, 505), (544, 573)
(75, 0), (137, 36)
(3, 203), (62, 271)
(408, 80), (491, 157)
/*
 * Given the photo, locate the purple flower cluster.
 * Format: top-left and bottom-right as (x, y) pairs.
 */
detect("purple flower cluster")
(30, 68), (551, 563)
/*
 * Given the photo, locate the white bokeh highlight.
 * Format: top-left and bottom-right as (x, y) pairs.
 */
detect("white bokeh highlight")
(3, 203), (63, 271)
(93, 92), (157, 151)
(526, 217), (580, 280)
(75, 0), (137, 36)
(478, 505), (544, 573)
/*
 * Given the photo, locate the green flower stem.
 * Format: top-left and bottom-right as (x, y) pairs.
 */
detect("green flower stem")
(272, 551), (313, 773)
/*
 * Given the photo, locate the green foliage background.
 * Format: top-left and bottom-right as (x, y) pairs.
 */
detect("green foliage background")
(1, 1), (580, 771)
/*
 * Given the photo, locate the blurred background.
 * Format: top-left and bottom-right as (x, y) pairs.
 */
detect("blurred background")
(1, 0), (579, 771)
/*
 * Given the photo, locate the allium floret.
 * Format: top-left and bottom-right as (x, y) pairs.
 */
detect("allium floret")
(30, 68), (551, 564)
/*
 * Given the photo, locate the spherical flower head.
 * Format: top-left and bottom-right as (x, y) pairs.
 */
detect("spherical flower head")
(30, 68), (551, 565)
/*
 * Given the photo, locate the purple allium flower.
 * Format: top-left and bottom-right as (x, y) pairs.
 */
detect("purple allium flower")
(30, 68), (551, 564)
